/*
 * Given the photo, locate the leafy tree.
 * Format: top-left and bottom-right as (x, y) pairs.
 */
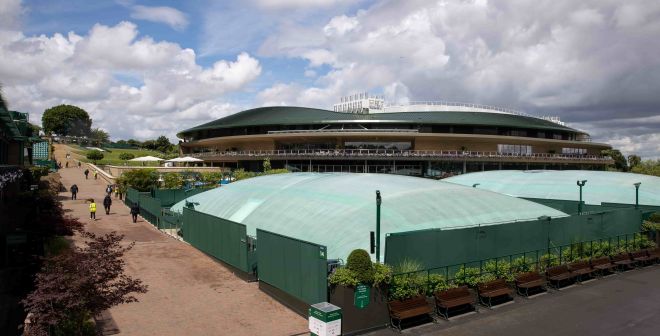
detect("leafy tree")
(89, 128), (109, 146)
(30, 123), (42, 135)
(117, 168), (159, 192)
(141, 139), (156, 150)
(85, 150), (104, 163)
(263, 158), (271, 172)
(627, 154), (641, 169)
(155, 135), (173, 153)
(0, 85), (6, 111)
(631, 159), (660, 177)
(41, 104), (92, 136)
(119, 152), (135, 160)
(601, 149), (628, 171)
(127, 139), (141, 147)
(162, 172), (184, 188)
(22, 231), (148, 336)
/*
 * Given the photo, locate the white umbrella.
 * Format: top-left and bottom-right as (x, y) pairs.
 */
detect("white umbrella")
(129, 156), (164, 162)
(165, 156), (204, 162)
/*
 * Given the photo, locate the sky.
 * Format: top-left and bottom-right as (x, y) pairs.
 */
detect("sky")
(0, 0), (659, 158)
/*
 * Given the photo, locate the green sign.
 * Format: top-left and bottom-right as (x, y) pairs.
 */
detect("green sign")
(319, 246), (326, 259)
(354, 284), (370, 309)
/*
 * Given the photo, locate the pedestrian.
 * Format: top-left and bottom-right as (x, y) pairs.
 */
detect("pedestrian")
(106, 184), (113, 195)
(57, 161), (62, 169)
(118, 187), (123, 200)
(65, 161), (69, 168)
(78, 161), (81, 168)
(89, 199), (97, 219)
(103, 194), (112, 215)
(94, 171), (98, 180)
(70, 184), (78, 200)
(130, 203), (140, 223)
(84, 169), (89, 179)
(114, 186), (119, 199)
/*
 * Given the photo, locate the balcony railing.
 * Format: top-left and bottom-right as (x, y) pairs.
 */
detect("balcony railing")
(188, 149), (613, 162)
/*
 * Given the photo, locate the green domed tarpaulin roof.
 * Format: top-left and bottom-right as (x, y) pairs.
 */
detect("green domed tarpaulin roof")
(171, 173), (567, 260)
(445, 170), (660, 206)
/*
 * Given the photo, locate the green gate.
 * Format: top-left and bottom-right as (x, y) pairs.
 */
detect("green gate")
(138, 193), (162, 226)
(183, 207), (248, 272)
(256, 229), (327, 306)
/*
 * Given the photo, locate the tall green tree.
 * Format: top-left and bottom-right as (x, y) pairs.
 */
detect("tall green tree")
(627, 154), (641, 169)
(155, 135), (173, 153)
(601, 149), (628, 171)
(42, 104), (92, 136)
(0, 85), (6, 111)
(89, 128), (110, 146)
(116, 169), (159, 192)
(631, 160), (660, 177)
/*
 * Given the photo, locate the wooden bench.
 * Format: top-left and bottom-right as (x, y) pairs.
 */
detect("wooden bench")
(568, 260), (596, 282)
(514, 271), (546, 297)
(590, 256), (616, 276)
(477, 278), (513, 307)
(434, 286), (475, 319)
(630, 250), (653, 266)
(388, 295), (433, 331)
(545, 265), (577, 289)
(647, 248), (660, 263)
(611, 252), (635, 271)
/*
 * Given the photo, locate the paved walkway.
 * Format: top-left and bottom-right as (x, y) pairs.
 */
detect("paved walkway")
(370, 265), (660, 336)
(54, 145), (308, 336)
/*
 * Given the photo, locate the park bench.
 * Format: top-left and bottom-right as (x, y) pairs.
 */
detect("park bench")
(514, 271), (546, 297)
(611, 252), (635, 271)
(477, 278), (513, 307)
(647, 248), (660, 263)
(388, 295), (433, 331)
(434, 286), (475, 319)
(545, 265), (577, 289)
(590, 256), (616, 276)
(630, 250), (654, 266)
(568, 260), (596, 282)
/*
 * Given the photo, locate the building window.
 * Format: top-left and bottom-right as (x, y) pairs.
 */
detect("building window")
(344, 141), (412, 150)
(497, 144), (532, 155)
(562, 147), (587, 155)
(510, 130), (527, 137)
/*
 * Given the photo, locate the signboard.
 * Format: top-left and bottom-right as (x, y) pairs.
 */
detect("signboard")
(309, 302), (341, 336)
(354, 284), (370, 309)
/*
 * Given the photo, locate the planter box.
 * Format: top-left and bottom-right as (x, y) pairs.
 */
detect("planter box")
(329, 285), (389, 335)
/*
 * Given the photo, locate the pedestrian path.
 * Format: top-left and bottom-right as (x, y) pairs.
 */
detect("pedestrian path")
(53, 144), (307, 336)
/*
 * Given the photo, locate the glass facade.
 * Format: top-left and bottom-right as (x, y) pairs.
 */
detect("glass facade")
(562, 147), (587, 155)
(497, 144), (532, 155)
(343, 141), (412, 150)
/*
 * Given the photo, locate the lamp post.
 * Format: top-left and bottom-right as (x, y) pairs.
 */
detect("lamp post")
(634, 182), (641, 209)
(472, 183), (480, 188)
(576, 180), (587, 214)
(538, 215), (552, 266)
(376, 190), (382, 263)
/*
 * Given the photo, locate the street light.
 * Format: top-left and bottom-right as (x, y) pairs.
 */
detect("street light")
(634, 182), (641, 209)
(576, 180), (587, 214)
(376, 190), (382, 263)
(472, 183), (480, 188)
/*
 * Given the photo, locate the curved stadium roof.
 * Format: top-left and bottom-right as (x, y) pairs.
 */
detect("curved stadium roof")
(177, 106), (581, 138)
(171, 173), (567, 260)
(445, 170), (660, 206)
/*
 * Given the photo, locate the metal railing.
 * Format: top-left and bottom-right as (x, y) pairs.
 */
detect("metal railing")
(267, 129), (420, 134)
(188, 149), (612, 162)
(391, 231), (656, 295)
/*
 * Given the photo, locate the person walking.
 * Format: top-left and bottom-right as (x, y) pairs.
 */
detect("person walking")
(65, 161), (69, 168)
(106, 184), (113, 195)
(94, 171), (98, 180)
(103, 194), (112, 215)
(78, 161), (81, 168)
(84, 169), (89, 179)
(130, 203), (140, 223)
(114, 186), (119, 199)
(70, 184), (78, 200)
(89, 199), (97, 219)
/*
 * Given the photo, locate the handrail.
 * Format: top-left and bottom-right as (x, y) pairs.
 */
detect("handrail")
(187, 149), (612, 162)
(267, 129), (420, 134)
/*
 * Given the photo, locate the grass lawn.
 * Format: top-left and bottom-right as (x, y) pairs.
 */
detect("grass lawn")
(67, 145), (168, 166)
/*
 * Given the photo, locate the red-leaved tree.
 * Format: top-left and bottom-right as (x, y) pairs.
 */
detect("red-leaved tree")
(22, 231), (148, 335)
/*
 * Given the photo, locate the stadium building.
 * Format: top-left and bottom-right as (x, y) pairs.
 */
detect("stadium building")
(178, 95), (613, 176)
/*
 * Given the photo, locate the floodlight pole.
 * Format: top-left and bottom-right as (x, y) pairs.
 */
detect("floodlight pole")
(577, 180), (587, 214)
(634, 182), (641, 209)
(376, 190), (382, 263)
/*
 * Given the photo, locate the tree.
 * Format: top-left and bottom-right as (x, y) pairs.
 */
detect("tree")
(601, 149), (628, 171)
(628, 154), (641, 169)
(22, 231), (148, 336)
(85, 150), (104, 164)
(41, 105), (92, 136)
(154, 135), (173, 153)
(89, 128), (109, 146)
(0, 85), (7, 111)
(116, 168), (159, 192)
(119, 152), (135, 160)
(127, 139), (141, 147)
(631, 159), (660, 177)
(162, 172), (184, 188)
(30, 123), (42, 135)
(263, 158), (271, 172)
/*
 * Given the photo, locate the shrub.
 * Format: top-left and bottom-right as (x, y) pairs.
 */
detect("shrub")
(346, 249), (374, 284)
(389, 273), (425, 301)
(453, 266), (482, 287)
(373, 262), (392, 287)
(85, 150), (104, 163)
(510, 257), (534, 274)
(116, 168), (158, 192)
(162, 173), (184, 189)
(119, 152), (135, 160)
(483, 260), (513, 282)
(328, 267), (359, 287)
(428, 274), (453, 293)
(540, 253), (559, 267)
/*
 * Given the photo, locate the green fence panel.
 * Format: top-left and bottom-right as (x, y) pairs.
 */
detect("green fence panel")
(159, 209), (183, 231)
(257, 229), (327, 305)
(153, 187), (214, 207)
(139, 193), (162, 226)
(125, 188), (140, 207)
(183, 207), (248, 272)
(385, 208), (644, 269)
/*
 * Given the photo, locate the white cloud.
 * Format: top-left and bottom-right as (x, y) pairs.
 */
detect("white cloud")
(0, 17), (261, 141)
(253, 0), (357, 10)
(129, 5), (188, 31)
(0, 0), (24, 30)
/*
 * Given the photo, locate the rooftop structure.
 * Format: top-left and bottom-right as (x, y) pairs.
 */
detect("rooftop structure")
(445, 170), (660, 206)
(170, 173), (567, 260)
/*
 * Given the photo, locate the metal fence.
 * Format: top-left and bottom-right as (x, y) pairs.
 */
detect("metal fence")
(385, 208), (644, 269)
(392, 230), (657, 295)
(138, 193), (162, 226)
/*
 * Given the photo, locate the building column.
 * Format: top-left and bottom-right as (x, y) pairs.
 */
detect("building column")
(463, 160), (466, 174)
(481, 162), (485, 171)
